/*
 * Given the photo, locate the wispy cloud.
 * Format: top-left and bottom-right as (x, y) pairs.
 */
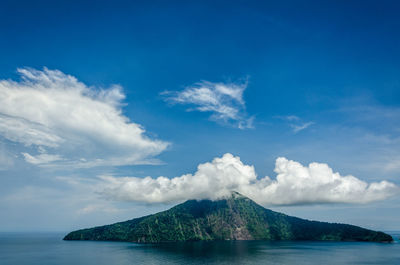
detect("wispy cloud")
(338, 102), (400, 135)
(0, 67), (169, 167)
(163, 80), (254, 129)
(290, 121), (315, 133)
(283, 115), (300, 121)
(98, 153), (399, 205)
(276, 115), (314, 133)
(21, 152), (63, 165)
(383, 158), (400, 172)
(0, 143), (14, 170)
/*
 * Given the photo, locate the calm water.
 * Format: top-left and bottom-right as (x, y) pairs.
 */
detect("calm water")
(1, 232), (399, 265)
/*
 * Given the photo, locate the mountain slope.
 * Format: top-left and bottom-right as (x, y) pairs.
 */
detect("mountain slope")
(64, 192), (393, 243)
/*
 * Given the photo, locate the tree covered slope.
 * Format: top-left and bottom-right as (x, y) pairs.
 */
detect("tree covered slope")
(64, 192), (393, 243)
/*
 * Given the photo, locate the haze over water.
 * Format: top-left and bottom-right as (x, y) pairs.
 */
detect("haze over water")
(1, 232), (399, 265)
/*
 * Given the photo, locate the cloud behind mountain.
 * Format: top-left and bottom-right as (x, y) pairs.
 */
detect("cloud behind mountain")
(99, 153), (399, 205)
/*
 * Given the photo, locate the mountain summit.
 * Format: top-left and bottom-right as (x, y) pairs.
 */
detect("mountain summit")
(64, 192), (392, 243)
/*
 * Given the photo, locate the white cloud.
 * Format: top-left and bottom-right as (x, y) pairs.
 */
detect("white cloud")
(256, 157), (398, 205)
(99, 153), (399, 205)
(0, 67), (169, 167)
(99, 153), (257, 203)
(21, 152), (63, 165)
(0, 114), (63, 147)
(290, 121), (315, 133)
(276, 115), (314, 133)
(163, 80), (253, 129)
(282, 115), (300, 121)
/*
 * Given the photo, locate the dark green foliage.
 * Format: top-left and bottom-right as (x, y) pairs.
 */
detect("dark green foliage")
(64, 192), (393, 243)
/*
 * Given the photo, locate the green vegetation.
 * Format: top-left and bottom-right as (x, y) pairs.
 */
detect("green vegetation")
(64, 192), (393, 243)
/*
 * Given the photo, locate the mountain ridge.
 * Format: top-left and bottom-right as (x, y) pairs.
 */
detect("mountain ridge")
(64, 192), (393, 243)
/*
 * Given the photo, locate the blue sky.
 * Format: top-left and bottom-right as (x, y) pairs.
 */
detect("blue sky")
(0, 0), (399, 232)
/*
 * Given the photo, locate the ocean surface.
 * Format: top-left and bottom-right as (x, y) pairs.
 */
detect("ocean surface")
(1, 232), (399, 265)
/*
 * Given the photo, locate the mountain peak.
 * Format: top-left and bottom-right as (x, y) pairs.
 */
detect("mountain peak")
(230, 190), (246, 199)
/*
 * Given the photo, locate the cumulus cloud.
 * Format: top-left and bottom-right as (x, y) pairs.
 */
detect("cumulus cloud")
(99, 153), (399, 205)
(163, 80), (254, 129)
(0, 67), (169, 167)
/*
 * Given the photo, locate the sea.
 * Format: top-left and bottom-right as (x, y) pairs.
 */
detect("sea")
(1, 232), (399, 265)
